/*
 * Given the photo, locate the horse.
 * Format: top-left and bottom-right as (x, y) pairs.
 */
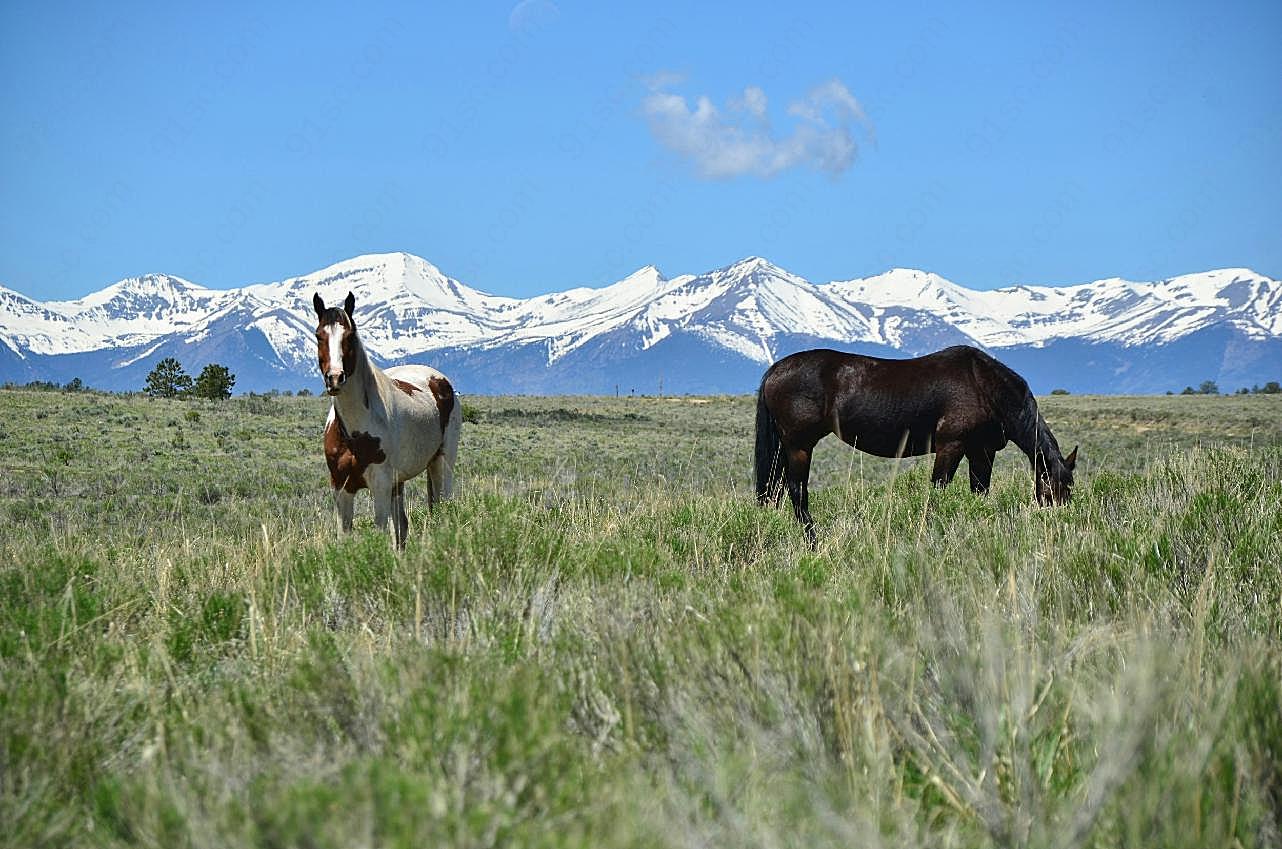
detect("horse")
(755, 345), (1077, 543)
(313, 291), (462, 549)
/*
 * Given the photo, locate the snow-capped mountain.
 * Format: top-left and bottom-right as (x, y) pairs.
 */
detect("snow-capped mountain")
(1, 252), (1279, 394)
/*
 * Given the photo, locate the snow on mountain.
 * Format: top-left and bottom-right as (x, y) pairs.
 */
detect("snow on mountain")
(492, 257), (880, 365)
(0, 286), (69, 357)
(242, 252), (521, 359)
(0, 275), (236, 356)
(827, 267), (1282, 349)
(635, 257), (879, 363)
(1, 252), (1279, 394)
(52, 274), (236, 342)
(1, 275), (223, 356)
(826, 268), (1012, 348)
(496, 264), (685, 362)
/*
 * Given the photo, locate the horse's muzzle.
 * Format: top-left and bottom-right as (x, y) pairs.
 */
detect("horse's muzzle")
(325, 372), (346, 395)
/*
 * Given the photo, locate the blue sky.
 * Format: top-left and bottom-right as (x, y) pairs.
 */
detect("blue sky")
(2, 1), (1279, 300)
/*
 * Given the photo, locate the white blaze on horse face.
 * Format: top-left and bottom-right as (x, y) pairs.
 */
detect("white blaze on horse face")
(325, 322), (346, 379)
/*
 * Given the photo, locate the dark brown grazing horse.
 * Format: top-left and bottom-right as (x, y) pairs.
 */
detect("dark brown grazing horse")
(755, 345), (1077, 543)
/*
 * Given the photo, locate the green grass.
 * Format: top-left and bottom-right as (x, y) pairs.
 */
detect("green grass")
(1, 389), (1280, 848)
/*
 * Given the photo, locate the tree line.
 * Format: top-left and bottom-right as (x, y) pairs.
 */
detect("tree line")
(6, 364), (1282, 399)
(1172, 380), (1281, 396)
(145, 358), (236, 400)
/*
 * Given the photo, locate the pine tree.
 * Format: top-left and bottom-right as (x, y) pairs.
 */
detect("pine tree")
(144, 357), (192, 398)
(192, 364), (236, 400)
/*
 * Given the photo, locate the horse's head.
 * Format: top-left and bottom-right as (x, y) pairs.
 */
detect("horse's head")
(1035, 445), (1077, 506)
(313, 291), (357, 396)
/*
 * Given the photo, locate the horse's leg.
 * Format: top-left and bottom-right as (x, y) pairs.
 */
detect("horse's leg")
(372, 480), (399, 547)
(966, 446), (995, 494)
(334, 489), (355, 534)
(784, 445), (817, 546)
(426, 453), (449, 508)
(931, 442), (965, 488)
(393, 482), (409, 548)
(440, 452), (455, 500)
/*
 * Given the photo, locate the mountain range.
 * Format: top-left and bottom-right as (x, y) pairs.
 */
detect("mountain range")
(2, 252), (1279, 395)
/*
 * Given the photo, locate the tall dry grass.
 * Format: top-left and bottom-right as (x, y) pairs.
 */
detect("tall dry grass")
(1, 390), (1279, 847)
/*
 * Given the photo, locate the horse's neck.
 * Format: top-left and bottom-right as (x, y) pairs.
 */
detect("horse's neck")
(1006, 401), (1050, 467)
(333, 339), (383, 427)
(1021, 413), (1060, 470)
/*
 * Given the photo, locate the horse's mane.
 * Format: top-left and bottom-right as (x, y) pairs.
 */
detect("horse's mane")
(972, 349), (1068, 478)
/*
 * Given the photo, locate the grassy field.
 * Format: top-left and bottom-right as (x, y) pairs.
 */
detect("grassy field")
(2, 388), (1280, 848)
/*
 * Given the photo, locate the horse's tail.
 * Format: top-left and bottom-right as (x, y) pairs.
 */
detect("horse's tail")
(754, 380), (785, 505)
(435, 383), (462, 501)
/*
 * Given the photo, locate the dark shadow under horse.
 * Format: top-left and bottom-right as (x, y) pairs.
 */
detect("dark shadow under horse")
(755, 345), (1077, 543)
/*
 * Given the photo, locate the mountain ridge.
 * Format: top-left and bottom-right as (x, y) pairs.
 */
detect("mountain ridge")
(1, 252), (1278, 394)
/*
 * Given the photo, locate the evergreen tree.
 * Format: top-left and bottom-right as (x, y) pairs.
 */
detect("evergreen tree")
(192, 363), (236, 400)
(144, 357), (192, 398)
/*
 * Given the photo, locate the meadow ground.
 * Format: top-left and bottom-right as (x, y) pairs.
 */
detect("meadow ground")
(1, 388), (1280, 848)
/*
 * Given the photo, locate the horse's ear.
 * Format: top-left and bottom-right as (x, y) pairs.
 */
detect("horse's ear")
(312, 293), (325, 319)
(1065, 445), (1078, 470)
(343, 291), (355, 319)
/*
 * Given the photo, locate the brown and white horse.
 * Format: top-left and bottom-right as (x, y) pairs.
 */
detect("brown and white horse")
(313, 291), (461, 549)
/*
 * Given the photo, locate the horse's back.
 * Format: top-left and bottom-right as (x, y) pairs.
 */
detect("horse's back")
(766, 345), (983, 379)
(385, 365), (457, 423)
(772, 345), (1010, 396)
(764, 347), (973, 400)
(761, 346), (1009, 457)
(385, 364), (450, 393)
(761, 349), (849, 426)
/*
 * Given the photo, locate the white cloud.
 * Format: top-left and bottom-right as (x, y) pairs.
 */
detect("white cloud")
(508, 0), (560, 32)
(731, 85), (769, 120)
(641, 77), (873, 179)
